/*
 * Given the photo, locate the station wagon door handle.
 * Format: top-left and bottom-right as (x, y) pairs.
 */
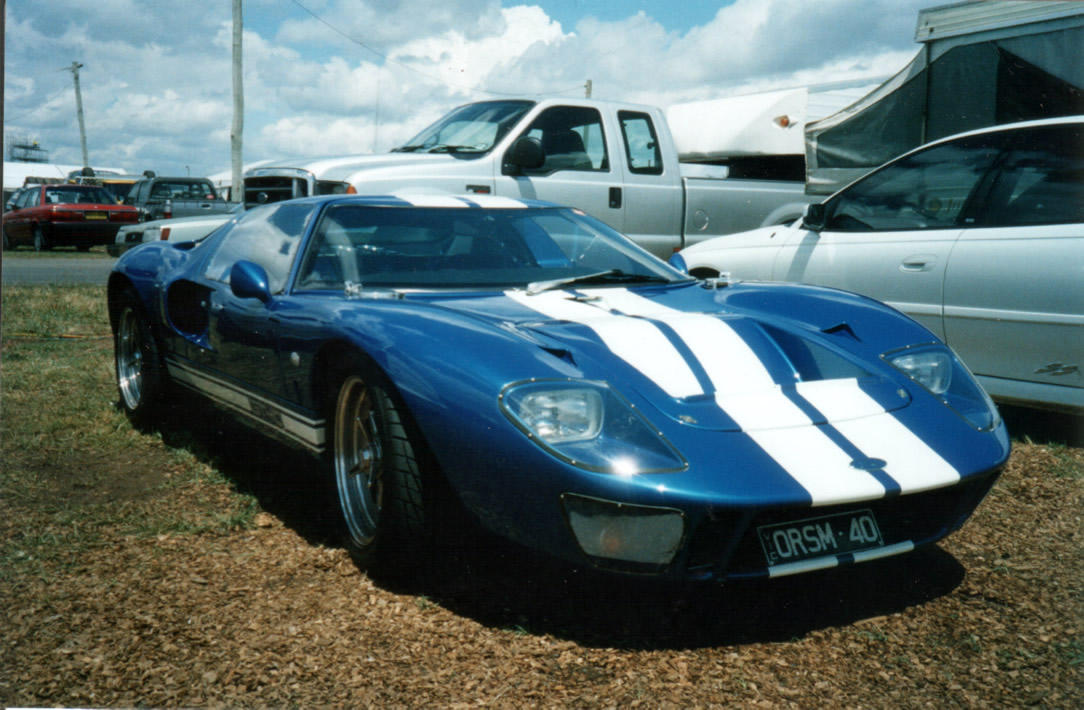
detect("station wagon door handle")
(609, 187), (622, 209)
(899, 255), (936, 273)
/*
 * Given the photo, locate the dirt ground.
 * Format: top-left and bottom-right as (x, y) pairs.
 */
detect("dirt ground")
(2, 395), (1082, 707)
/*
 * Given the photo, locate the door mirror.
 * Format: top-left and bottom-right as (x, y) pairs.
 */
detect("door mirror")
(230, 260), (272, 303)
(801, 202), (828, 232)
(667, 252), (689, 275)
(502, 136), (545, 175)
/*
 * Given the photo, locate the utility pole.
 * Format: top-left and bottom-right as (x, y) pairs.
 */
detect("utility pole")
(231, 0), (244, 203)
(584, 79), (592, 98)
(67, 61), (90, 168)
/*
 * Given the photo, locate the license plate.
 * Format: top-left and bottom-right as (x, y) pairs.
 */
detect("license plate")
(84, 212), (107, 220)
(758, 509), (883, 567)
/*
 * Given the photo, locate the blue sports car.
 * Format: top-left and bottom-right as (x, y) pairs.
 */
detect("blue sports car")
(108, 194), (1009, 581)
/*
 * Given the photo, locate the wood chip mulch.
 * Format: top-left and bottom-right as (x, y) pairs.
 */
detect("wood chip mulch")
(2, 440), (1080, 708)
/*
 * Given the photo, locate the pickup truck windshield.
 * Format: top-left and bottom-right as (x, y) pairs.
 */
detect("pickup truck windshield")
(393, 100), (535, 155)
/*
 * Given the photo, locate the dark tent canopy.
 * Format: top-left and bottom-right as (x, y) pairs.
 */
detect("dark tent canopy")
(805, 1), (1084, 194)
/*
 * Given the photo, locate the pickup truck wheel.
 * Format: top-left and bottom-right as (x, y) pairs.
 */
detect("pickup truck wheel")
(33, 225), (50, 251)
(2, 227), (10, 251)
(114, 290), (166, 426)
(330, 361), (429, 572)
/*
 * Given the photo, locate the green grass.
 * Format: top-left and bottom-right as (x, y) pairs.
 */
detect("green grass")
(2, 246), (112, 258)
(1, 284), (262, 578)
(2, 283), (110, 337)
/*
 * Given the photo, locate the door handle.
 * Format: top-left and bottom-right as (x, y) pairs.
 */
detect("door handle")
(899, 255), (936, 272)
(609, 187), (622, 209)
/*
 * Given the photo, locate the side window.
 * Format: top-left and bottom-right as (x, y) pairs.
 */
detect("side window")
(126, 181), (145, 204)
(980, 124), (1084, 227)
(203, 202), (317, 293)
(25, 189), (41, 208)
(619, 111), (663, 175)
(521, 106), (609, 173)
(825, 134), (1005, 232)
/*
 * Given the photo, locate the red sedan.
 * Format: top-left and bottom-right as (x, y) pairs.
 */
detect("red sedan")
(2, 184), (140, 251)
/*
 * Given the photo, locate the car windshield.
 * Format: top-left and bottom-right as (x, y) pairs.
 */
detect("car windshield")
(393, 100), (534, 154)
(294, 203), (688, 292)
(45, 186), (117, 204)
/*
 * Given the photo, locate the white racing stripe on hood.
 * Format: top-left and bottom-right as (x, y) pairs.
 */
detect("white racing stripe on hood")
(511, 288), (958, 503)
(800, 381), (960, 493)
(506, 289), (703, 398)
(596, 289), (961, 497)
(747, 426), (889, 505)
(835, 415), (960, 493)
(578, 288), (774, 395)
(717, 387), (888, 504)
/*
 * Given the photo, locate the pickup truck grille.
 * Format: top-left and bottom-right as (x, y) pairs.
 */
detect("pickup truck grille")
(244, 176), (308, 208)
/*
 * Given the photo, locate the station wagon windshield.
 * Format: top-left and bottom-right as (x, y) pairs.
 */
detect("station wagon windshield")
(393, 100), (535, 155)
(294, 204), (687, 292)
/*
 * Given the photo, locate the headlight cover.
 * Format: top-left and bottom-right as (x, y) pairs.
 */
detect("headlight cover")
(884, 344), (1000, 431)
(499, 379), (687, 474)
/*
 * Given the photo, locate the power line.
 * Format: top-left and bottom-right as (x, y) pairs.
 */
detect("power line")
(286, 0), (584, 98)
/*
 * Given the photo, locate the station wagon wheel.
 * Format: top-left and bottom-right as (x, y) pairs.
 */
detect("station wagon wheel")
(113, 289), (165, 425)
(331, 366), (428, 570)
(33, 225), (49, 251)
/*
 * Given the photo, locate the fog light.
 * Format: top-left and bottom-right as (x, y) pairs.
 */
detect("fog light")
(562, 493), (684, 568)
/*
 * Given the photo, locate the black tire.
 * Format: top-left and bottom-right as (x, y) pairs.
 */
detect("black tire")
(113, 289), (166, 426)
(33, 225), (50, 252)
(330, 359), (430, 571)
(2, 226), (10, 251)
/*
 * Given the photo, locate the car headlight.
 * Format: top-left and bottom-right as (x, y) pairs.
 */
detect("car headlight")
(884, 345), (1000, 431)
(499, 380), (687, 474)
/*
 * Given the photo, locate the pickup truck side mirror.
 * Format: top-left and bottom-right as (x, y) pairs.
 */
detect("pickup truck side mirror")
(801, 202), (828, 232)
(502, 136), (545, 175)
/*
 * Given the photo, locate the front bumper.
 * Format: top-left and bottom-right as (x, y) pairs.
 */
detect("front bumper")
(665, 466), (1002, 581)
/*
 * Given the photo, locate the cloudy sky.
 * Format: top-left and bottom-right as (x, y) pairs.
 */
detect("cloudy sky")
(4, 0), (931, 178)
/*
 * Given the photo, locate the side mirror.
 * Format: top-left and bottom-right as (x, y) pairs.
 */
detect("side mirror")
(230, 261), (272, 303)
(502, 136), (545, 175)
(667, 252), (689, 275)
(801, 202), (827, 232)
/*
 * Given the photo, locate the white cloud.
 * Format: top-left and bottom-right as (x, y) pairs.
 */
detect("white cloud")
(3, 0), (932, 176)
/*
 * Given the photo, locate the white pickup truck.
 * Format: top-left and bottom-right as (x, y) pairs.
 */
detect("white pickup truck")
(243, 98), (813, 258)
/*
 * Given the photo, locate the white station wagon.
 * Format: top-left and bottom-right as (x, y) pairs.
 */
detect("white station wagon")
(677, 117), (1083, 413)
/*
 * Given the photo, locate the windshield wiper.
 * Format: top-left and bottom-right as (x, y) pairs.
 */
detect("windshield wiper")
(426, 144), (486, 154)
(526, 269), (671, 295)
(390, 144), (425, 153)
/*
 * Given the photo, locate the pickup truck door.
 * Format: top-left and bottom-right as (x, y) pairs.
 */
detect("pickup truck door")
(494, 104), (626, 234)
(614, 109), (684, 258)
